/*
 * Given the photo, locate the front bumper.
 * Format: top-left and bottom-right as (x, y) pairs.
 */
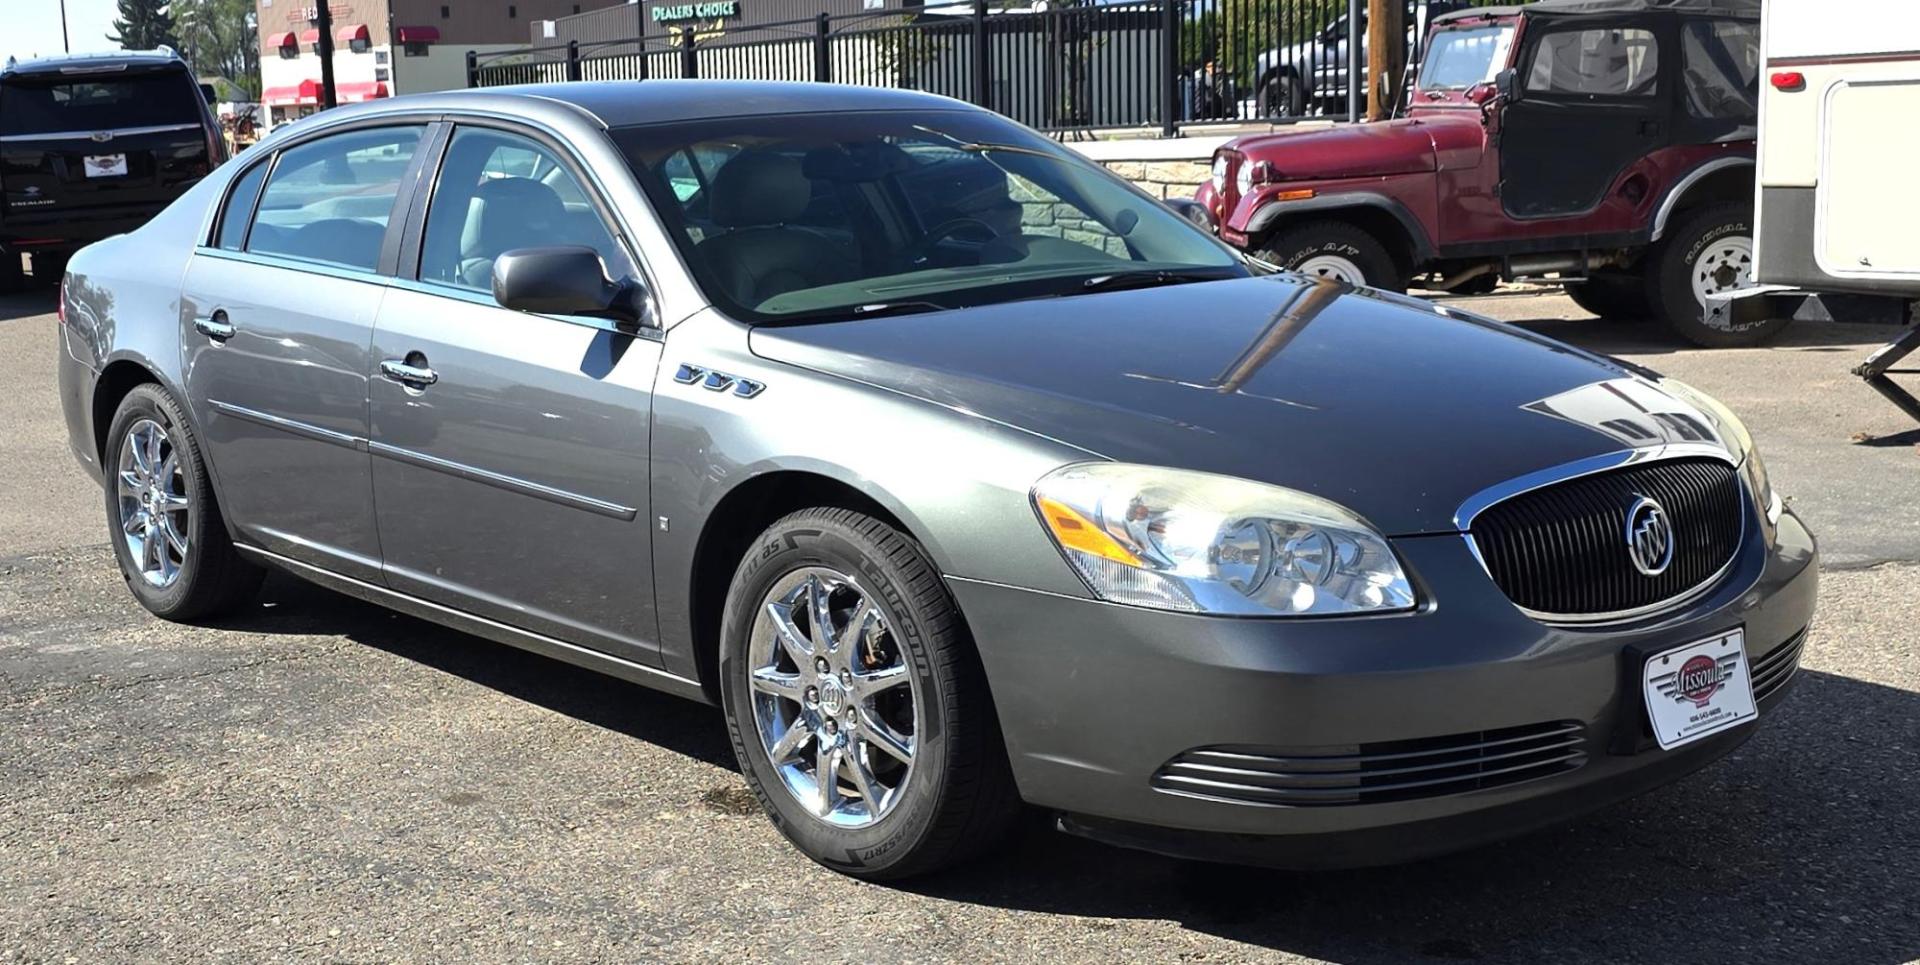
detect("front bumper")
(951, 508), (1818, 867)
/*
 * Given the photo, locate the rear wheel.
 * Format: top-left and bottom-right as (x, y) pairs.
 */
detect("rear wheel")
(103, 384), (263, 621)
(1258, 220), (1405, 292)
(1565, 273), (1650, 320)
(1646, 202), (1784, 347)
(719, 507), (1019, 880)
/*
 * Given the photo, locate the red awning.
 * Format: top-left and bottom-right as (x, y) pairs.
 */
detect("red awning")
(266, 31), (297, 49)
(262, 79), (321, 106)
(395, 25), (440, 44)
(335, 23), (370, 44)
(336, 81), (390, 103)
(297, 28), (319, 44)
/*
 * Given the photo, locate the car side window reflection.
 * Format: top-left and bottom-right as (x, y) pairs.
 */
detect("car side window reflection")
(417, 127), (628, 294)
(245, 125), (424, 272)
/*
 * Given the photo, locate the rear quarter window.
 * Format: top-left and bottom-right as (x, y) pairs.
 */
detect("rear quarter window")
(0, 71), (203, 136)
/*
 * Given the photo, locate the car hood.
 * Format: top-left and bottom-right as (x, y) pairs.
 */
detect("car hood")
(1232, 117), (1438, 180)
(748, 275), (1739, 536)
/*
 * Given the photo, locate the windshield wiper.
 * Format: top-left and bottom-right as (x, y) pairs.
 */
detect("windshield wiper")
(1078, 268), (1240, 294)
(767, 300), (949, 324)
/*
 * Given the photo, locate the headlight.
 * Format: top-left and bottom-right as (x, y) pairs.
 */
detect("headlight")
(1210, 154), (1229, 193)
(1234, 158), (1255, 197)
(1743, 445), (1782, 529)
(1032, 463), (1416, 616)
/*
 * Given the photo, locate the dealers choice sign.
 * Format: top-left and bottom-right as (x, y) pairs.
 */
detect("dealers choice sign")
(652, 0), (740, 22)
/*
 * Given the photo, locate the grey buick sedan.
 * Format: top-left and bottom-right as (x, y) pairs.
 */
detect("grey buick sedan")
(55, 81), (1816, 880)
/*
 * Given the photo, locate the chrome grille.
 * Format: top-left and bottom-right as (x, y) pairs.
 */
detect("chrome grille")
(1470, 458), (1744, 620)
(1151, 721), (1588, 808)
(1752, 628), (1807, 703)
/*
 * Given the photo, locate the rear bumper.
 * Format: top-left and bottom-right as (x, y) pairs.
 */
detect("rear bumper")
(1, 201), (173, 253)
(952, 507), (1818, 868)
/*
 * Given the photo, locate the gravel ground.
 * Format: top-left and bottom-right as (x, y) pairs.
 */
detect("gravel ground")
(3, 280), (1917, 964)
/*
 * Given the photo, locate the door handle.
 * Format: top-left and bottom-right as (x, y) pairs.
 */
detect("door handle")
(194, 310), (235, 342)
(379, 357), (439, 388)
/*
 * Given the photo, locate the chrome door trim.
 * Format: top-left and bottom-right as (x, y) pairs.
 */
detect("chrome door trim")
(207, 399), (368, 452)
(367, 441), (638, 521)
(234, 544), (706, 703)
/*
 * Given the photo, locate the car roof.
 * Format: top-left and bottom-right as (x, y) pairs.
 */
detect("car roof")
(3, 48), (188, 78)
(423, 80), (982, 129)
(1433, 0), (1757, 24)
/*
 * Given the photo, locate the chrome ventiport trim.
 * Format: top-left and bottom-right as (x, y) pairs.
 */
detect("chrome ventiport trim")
(1456, 446), (1749, 628)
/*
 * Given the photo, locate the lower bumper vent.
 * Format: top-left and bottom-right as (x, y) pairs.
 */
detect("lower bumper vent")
(1152, 720), (1589, 808)
(1752, 628), (1807, 703)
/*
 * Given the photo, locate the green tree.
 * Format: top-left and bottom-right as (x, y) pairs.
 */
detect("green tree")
(108, 0), (180, 52)
(173, 0), (260, 98)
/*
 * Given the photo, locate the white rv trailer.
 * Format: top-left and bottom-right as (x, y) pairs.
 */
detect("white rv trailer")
(1728, 0), (1920, 421)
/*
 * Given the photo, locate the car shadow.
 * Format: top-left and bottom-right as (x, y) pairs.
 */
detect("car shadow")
(219, 574), (1917, 963)
(0, 286), (57, 323)
(209, 571), (737, 771)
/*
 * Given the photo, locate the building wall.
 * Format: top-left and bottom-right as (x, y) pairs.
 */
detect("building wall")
(391, 0), (626, 44)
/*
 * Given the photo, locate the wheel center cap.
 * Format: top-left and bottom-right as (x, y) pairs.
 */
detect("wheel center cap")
(818, 677), (847, 717)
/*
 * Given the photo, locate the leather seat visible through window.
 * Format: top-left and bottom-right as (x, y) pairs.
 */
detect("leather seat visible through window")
(457, 177), (571, 290)
(694, 152), (849, 306)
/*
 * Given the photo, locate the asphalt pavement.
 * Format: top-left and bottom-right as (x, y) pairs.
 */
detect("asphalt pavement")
(3, 277), (1917, 963)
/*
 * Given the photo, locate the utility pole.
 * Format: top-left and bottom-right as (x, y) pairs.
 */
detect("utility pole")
(1365, 0), (1404, 122)
(313, 2), (339, 109)
(60, 0), (70, 52)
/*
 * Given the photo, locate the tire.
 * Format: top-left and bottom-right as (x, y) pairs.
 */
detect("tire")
(719, 507), (1019, 881)
(0, 253), (23, 294)
(103, 384), (263, 621)
(1257, 72), (1306, 118)
(1645, 201), (1784, 347)
(1565, 273), (1650, 320)
(1258, 220), (1406, 292)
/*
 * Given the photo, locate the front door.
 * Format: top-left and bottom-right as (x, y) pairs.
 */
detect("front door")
(181, 123), (428, 584)
(1498, 19), (1672, 219)
(368, 123), (663, 662)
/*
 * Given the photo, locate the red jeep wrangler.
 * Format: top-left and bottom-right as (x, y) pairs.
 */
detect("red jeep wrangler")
(1195, 0), (1766, 346)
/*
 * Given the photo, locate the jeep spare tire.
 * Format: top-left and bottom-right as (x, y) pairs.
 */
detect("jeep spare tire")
(1647, 202), (1785, 347)
(1259, 221), (1404, 292)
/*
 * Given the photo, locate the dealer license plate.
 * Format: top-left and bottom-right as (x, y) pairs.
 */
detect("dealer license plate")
(1642, 628), (1757, 750)
(84, 154), (128, 178)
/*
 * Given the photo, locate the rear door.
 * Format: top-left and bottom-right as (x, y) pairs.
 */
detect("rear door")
(0, 64), (215, 218)
(1498, 18), (1672, 219)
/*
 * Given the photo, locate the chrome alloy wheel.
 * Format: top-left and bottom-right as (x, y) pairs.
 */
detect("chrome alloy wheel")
(116, 418), (190, 588)
(1689, 233), (1754, 312)
(748, 567), (920, 828)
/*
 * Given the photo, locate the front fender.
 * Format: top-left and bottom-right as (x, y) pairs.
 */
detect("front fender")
(1235, 189), (1437, 263)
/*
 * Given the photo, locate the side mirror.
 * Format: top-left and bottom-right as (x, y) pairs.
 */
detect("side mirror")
(1162, 197), (1216, 232)
(493, 246), (650, 329)
(1494, 68), (1520, 104)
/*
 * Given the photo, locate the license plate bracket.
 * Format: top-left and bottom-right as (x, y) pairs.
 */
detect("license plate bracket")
(1640, 628), (1757, 750)
(84, 153), (128, 178)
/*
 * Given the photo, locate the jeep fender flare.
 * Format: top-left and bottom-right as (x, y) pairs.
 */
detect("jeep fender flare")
(1649, 157), (1754, 243)
(1244, 191), (1437, 265)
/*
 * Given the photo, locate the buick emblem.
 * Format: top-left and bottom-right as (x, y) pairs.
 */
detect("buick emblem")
(1625, 496), (1674, 577)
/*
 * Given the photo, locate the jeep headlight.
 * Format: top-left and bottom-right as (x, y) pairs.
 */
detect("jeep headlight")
(1032, 463), (1415, 616)
(1210, 153), (1229, 193)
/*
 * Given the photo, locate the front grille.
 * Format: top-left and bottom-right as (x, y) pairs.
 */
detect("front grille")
(1151, 721), (1588, 808)
(1752, 628), (1807, 703)
(1471, 458), (1744, 619)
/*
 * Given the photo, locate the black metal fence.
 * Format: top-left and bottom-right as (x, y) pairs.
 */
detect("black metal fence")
(469, 0), (1504, 135)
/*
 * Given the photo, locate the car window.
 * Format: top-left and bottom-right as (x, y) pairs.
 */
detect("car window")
(1526, 27), (1660, 97)
(612, 110), (1242, 322)
(417, 126), (628, 294)
(0, 71), (202, 137)
(247, 125), (424, 272)
(1419, 24), (1516, 90)
(1680, 20), (1759, 121)
(215, 161), (270, 251)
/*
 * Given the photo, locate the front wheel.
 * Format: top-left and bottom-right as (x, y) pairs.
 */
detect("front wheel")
(1646, 202), (1784, 347)
(1258, 220), (1405, 292)
(718, 507), (1019, 880)
(1257, 72), (1306, 118)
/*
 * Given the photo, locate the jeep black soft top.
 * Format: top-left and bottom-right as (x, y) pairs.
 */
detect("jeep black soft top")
(1431, 0), (1758, 23)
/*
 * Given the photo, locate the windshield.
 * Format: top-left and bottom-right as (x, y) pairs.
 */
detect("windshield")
(612, 110), (1245, 323)
(0, 70), (203, 136)
(1418, 24), (1516, 90)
